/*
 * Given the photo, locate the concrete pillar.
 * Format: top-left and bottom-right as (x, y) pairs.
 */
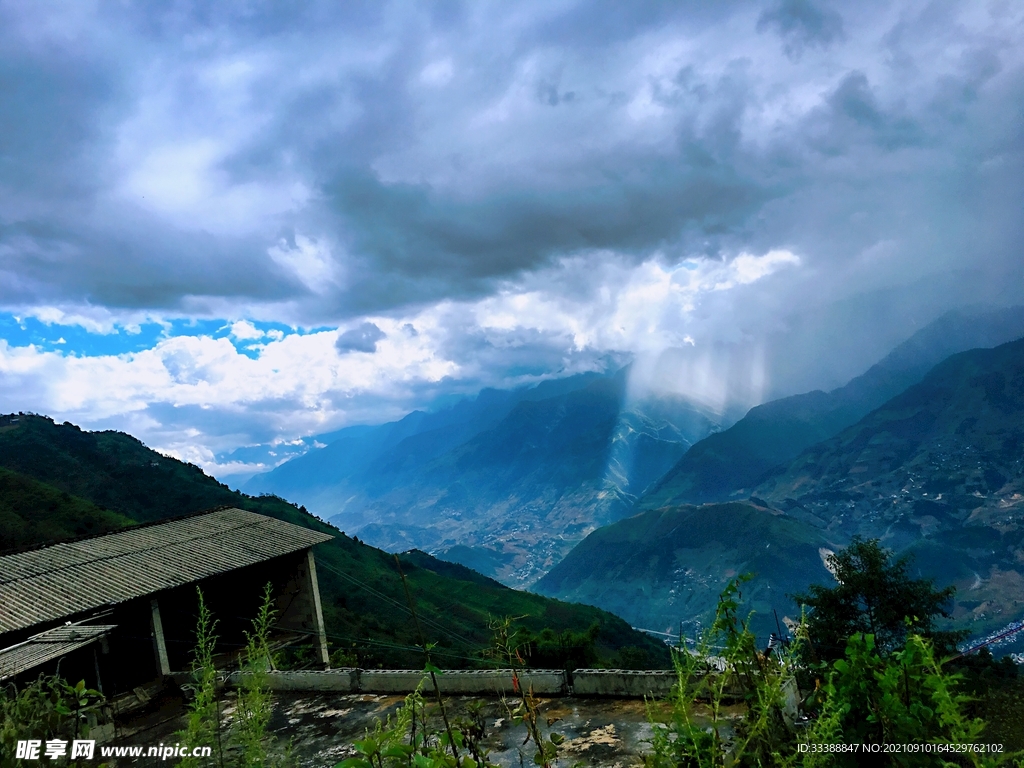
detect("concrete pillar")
(305, 550), (330, 668)
(150, 598), (171, 677)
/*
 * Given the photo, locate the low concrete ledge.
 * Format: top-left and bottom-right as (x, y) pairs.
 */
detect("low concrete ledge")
(572, 669), (677, 698)
(220, 669), (358, 692)
(210, 668), (681, 698)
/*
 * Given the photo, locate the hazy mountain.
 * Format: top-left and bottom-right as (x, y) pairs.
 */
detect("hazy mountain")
(539, 337), (1024, 651)
(247, 370), (723, 587)
(0, 413), (669, 668)
(756, 335), (1024, 524)
(245, 371), (609, 503)
(639, 306), (1024, 509)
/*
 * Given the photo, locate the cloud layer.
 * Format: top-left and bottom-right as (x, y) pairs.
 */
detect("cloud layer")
(1, 0), (1022, 475)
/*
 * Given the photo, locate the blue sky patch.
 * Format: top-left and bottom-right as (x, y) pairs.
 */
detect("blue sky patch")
(0, 313), (332, 359)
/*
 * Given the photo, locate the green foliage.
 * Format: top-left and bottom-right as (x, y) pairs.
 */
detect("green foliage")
(806, 633), (987, 761)
(484, 616), (577, 768)
(328, 645), (360, 668)
(645, 578), (1022, 768)
(793, 538), (964, 662)
(334, 687), (495, 768)
(176, 587), (222, 768)
(175, 584), (292, 768)
(615, 646), (651, 670)
(645, 576), (799, 768)
(235, 582), (280, 768)
(517, 624), (599, 671)
(0, 466), (131, 551)
(0, 676), (103, 768)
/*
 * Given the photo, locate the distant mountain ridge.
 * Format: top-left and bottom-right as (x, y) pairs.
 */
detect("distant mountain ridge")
(639, 306), (1024, 509)
(248, 369), (724, 587)
(755, 336), (1024, 538)
(538, 334), (1024, 652)
(246, 371), (610, 502)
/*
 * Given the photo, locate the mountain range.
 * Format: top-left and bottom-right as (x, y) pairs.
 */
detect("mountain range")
(6, 304), (1024, 664)
(248, 369), (724, 586)
(538, 333), (1024, 651)
(247, 305), (1024, 591)
(638, 306), (1024, 509)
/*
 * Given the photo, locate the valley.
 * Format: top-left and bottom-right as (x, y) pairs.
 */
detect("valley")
(248, 370), (724, 587)
(0, 413), (669, 670)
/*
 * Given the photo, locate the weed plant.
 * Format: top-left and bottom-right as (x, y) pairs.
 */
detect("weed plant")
(644, 577), (1023, 768)
(0, 677), (103, 768)
(177, 587), (222, 768)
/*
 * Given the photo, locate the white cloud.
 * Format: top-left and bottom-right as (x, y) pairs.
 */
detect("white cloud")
(419, 58), (454, 87)
(230, 320), (264, 340)
(0, 247), (799, 472)
(268, 235), (341, 294)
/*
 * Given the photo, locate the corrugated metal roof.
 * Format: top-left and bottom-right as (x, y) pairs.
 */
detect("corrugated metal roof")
(0, 508), (333, 634)
(0, 623), (116, 681)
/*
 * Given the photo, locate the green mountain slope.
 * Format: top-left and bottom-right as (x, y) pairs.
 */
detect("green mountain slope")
(0, 413), (669, 669)
(0, 466), (133, 551)
(534, 501), (833, 640)
(640, 306), (1024, 508)
(751, 338), (1024, 640)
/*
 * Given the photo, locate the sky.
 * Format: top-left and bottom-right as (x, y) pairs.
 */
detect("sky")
(1, 0), (1022, 478)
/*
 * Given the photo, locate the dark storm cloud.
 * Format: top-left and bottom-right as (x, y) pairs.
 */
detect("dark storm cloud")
(0, 0), (1021, 332)
(335, 322), (386, 353)
(0, 214), (305, 309)
(757, 0), (845, 60)
(326, 162), (764, 310)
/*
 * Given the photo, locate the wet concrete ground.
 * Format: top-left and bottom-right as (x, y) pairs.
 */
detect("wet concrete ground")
(112, 689), (671, 767)
(276, 693), (661, 768)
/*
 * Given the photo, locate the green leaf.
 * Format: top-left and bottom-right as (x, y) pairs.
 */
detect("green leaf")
(335, 759), (373, 768)
(353, 737), (378, 756)
(424, 661), (442, 675)
(548, 733), (565, 745)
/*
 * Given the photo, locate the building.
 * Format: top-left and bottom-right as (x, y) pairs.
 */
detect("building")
(0, 507), (333, 694)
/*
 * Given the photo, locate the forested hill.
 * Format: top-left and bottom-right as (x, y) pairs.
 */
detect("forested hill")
(0, 414), (669, 669)
(534, 500), (832, 640)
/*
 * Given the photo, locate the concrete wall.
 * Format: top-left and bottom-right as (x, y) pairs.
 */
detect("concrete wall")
(571, 669), (677, 698)
(217, 668), (683, 698)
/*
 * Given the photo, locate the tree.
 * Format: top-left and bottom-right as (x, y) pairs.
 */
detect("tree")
(792, 537), (963, 662)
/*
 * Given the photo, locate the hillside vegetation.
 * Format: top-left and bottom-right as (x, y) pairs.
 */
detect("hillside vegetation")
(535, 501), (832, 639)
(0, 413), (668, 669)
(0, 466), (132, 551)
(754, 336), (1024, 638)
